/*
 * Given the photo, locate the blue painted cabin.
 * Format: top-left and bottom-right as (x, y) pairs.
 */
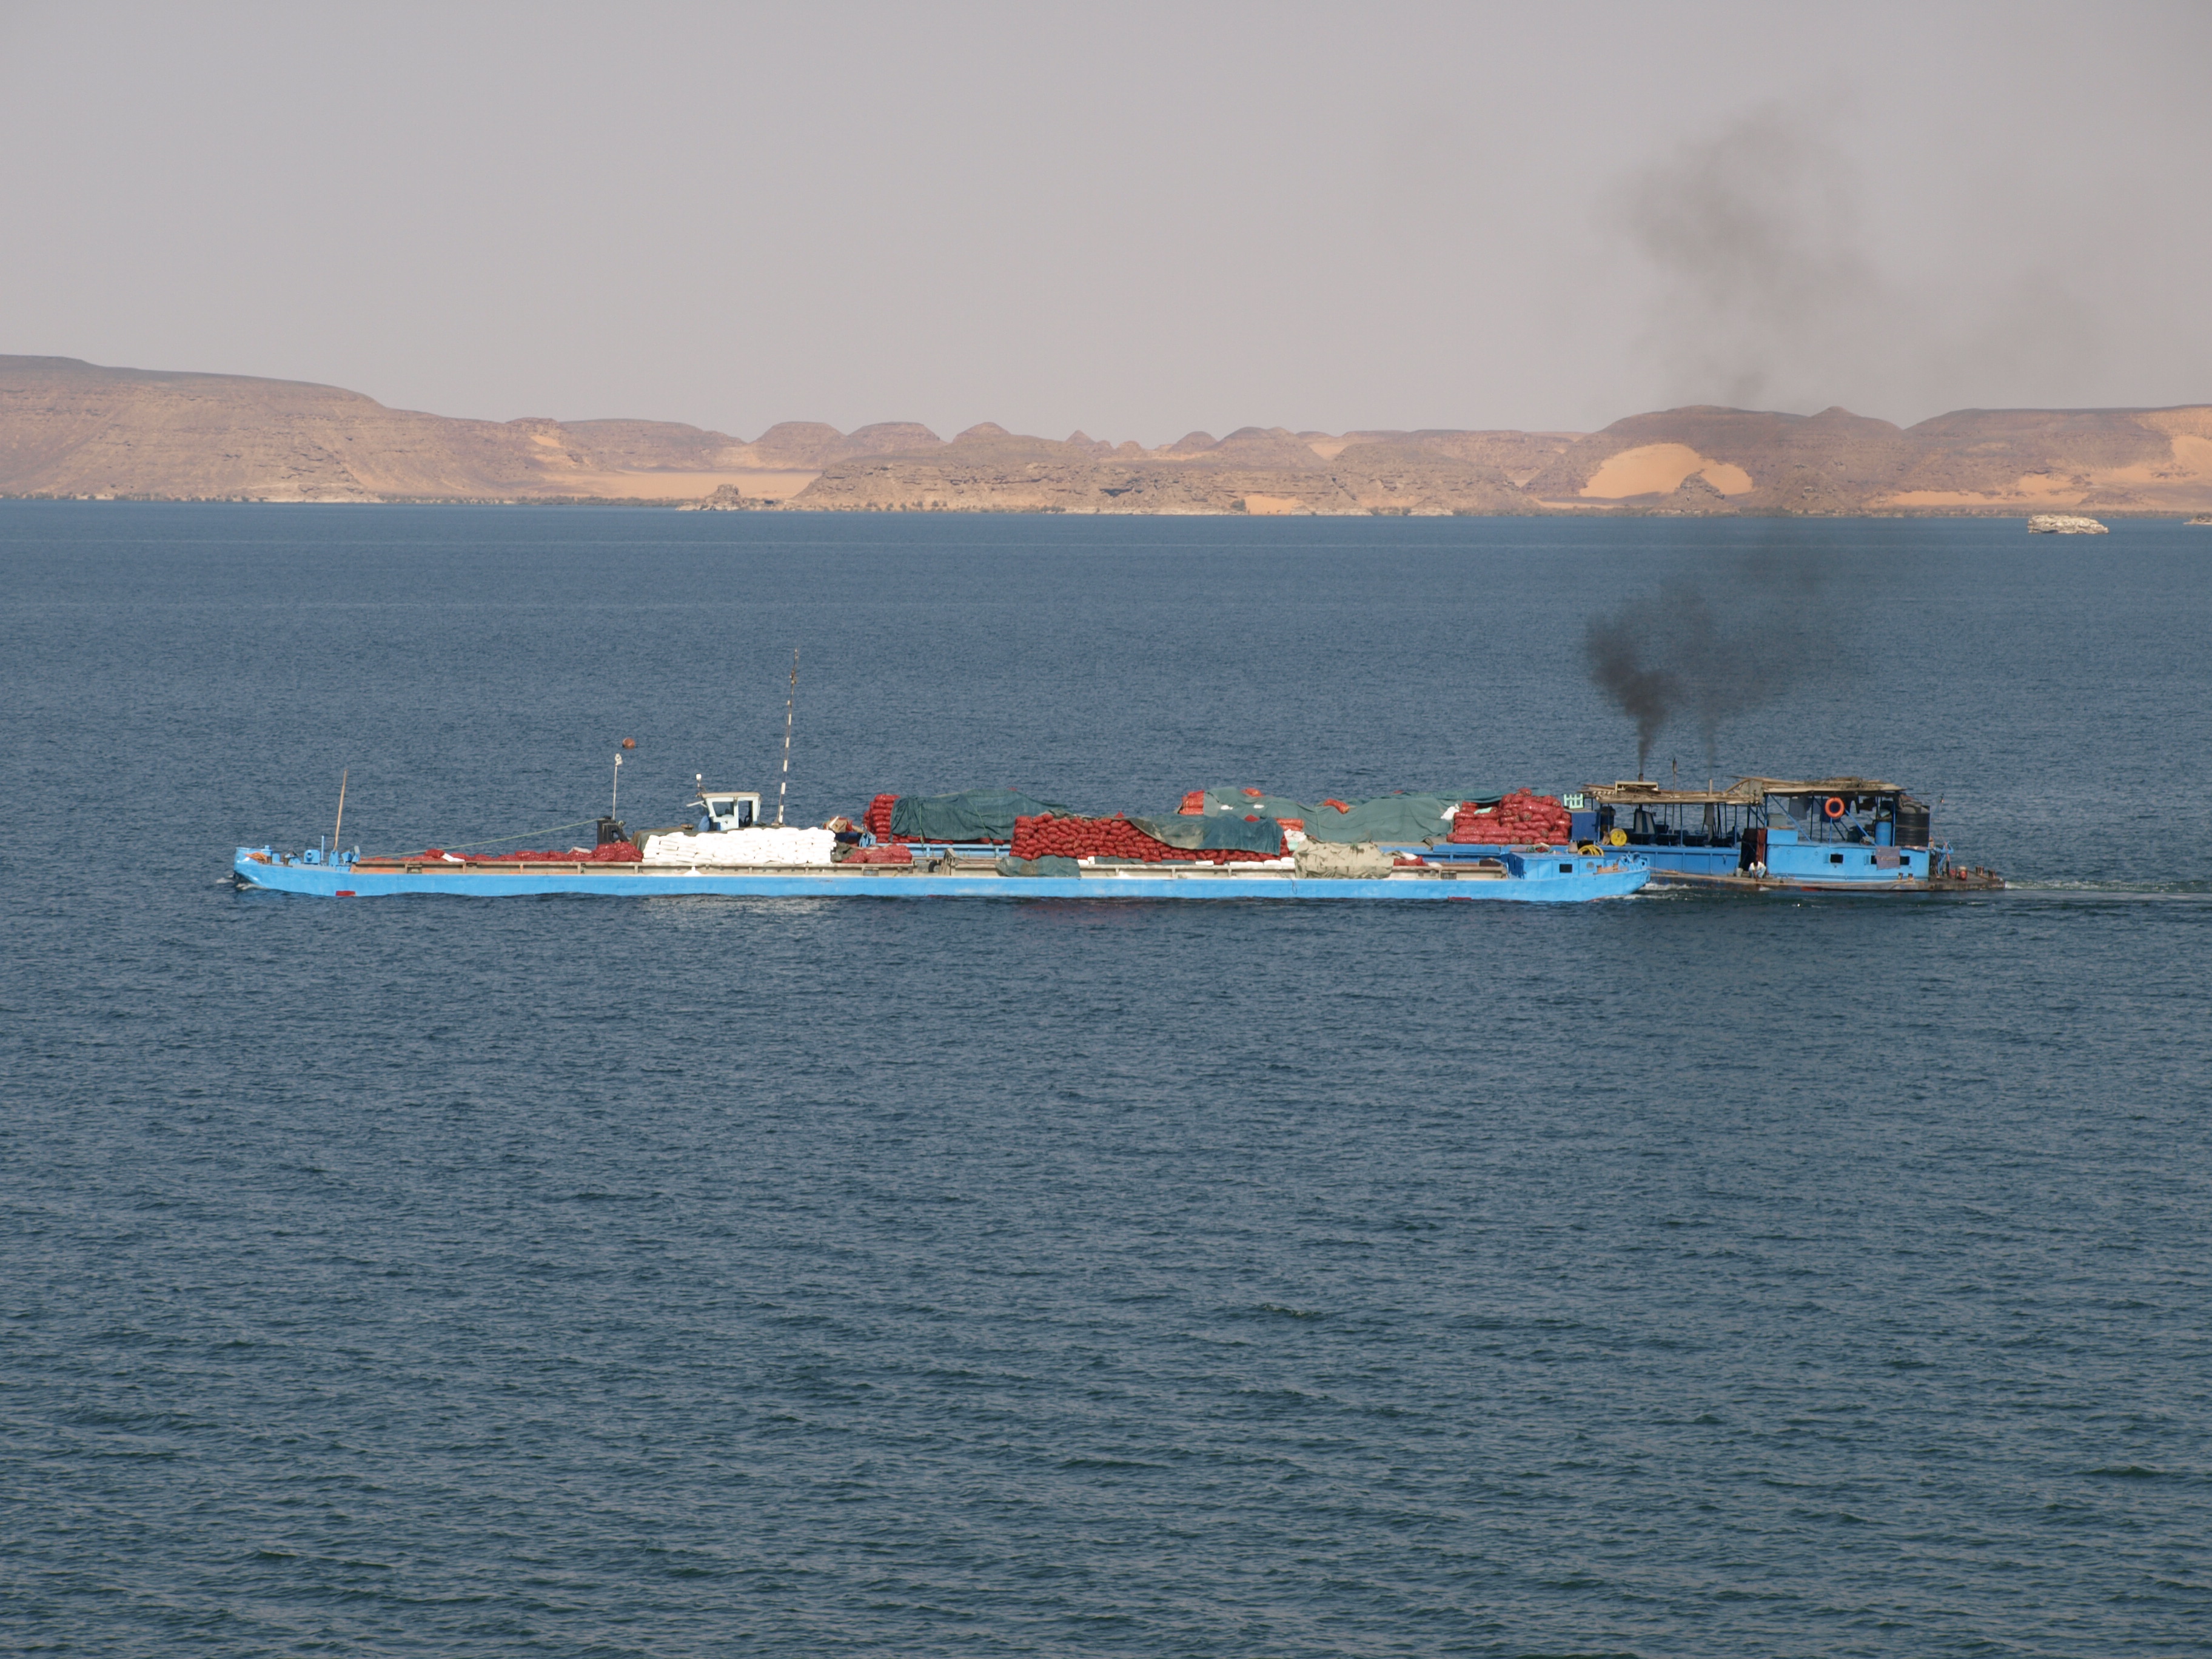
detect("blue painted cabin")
(1574, 777), (1962, 892)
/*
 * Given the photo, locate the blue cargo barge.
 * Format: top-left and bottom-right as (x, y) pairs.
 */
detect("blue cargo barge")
(233, 843), (1648, 902)
(238, 783), (1646, 902)
(1572, 777), (2003, 893)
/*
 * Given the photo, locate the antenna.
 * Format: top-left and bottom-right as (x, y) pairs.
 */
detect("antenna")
(332, 766), (349, 854)
(776, 646), (798, 825)
(611, 752), (622, 817)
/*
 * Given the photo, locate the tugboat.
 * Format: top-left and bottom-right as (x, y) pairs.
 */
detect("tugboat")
(1574, 777), (2003, 893)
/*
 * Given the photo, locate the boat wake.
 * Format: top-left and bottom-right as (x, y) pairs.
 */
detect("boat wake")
(2000, 880), (2212, 901)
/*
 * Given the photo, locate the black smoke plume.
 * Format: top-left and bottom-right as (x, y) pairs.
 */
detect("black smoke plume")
(1610, 104), (2097, 418)
(1584, 538), (1835, 777)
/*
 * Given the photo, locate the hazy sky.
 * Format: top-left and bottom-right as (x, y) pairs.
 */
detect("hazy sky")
(4, 2), (2206, 444)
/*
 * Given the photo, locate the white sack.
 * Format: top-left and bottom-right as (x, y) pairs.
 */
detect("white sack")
(641, 826), (838, 866)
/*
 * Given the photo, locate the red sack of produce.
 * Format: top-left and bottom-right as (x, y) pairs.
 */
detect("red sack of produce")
(1013, 812), (1277, 866)
(482, 845), (634, 862)
(845, 843), (913, 865)
(1178, 791), (1205, 815)
(1449, 789), (1569, 844)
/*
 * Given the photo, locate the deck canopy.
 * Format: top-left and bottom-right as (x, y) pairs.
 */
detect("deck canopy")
(1582, 777), (1901, 807)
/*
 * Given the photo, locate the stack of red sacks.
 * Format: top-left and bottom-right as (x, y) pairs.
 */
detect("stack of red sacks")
(416, 842), (643, 863)
(1445, 789), (1573, 846)
(862, 793), (903, 841)
(843, 843), (913, 865)
(1011, 813), (1279, 865)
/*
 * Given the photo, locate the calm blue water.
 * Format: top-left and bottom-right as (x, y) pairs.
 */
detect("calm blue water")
(3, 503), (2208, 1656)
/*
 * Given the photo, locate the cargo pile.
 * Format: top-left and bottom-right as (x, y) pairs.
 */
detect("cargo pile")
(1446, 789), (1572, 845)
(862, 793), (902, 841)
(863, 788), (1061, 843)
(639, 825), (837, 866)
(1011, 813), (1280, 864)
(415, 842), (643, 864)
(842, 843), (913, 865)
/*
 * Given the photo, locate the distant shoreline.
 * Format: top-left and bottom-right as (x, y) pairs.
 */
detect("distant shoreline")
(6, 353), (2210, 517)
(4, 494), (2202, 521)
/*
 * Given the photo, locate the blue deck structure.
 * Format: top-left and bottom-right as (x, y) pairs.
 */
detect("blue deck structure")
(1575, 777), (2002, 893)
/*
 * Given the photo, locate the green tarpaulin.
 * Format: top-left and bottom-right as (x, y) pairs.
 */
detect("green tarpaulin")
(1185, 786), (1501, 844)
(1312, 794), (1470, 844)
(891, 788), (1071, 843)
(1127, 814), (1285, 854)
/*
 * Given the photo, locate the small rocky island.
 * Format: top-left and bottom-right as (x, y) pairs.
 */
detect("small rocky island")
(2028, 514), (2109, 534)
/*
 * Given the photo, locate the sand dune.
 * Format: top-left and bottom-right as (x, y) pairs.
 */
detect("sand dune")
(1579, 444), (1754, 499)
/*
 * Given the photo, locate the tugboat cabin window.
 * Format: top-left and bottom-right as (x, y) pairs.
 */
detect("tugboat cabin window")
(701, 795), (757, 829)
(1767, 792), (1900, 845)
(1583, 779), (1931, 857)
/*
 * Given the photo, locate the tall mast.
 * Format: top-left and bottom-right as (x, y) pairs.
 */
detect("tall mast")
(776, 648), (798, 825)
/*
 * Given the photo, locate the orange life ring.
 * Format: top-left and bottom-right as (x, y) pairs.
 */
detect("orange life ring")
(1823, 796), (1847, 820)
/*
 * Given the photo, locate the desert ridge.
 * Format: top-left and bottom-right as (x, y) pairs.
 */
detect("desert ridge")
(4, 355), (2209, 515)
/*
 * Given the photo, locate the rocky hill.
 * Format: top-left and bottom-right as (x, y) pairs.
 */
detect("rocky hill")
(0, 356), (881, 503)
(778, 424), (1546, 516)
(1521, 404), (2212, 516)
(6, 354), (2208, 514)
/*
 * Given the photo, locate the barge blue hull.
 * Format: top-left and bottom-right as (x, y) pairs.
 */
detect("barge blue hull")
(1610, 837), (1998, 893)
(235, 849), (1649, 903)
